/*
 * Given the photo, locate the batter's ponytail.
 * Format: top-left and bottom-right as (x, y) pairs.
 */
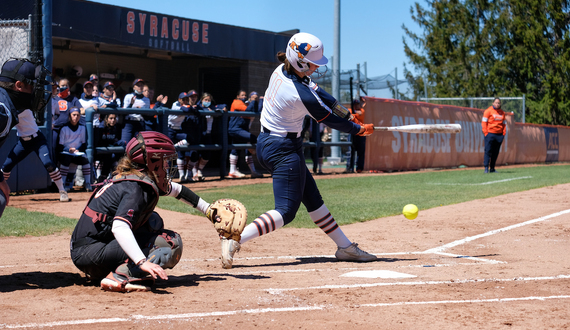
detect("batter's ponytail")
(277, 51), (295, 75)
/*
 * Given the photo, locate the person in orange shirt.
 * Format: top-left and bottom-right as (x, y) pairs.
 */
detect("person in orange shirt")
(227, 90), (262, 178)
(481, 97), (506, 173)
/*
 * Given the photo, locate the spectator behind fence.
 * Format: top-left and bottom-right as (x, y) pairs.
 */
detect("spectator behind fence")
(345, 98), (366, 173)
(79, 80), (102, 125)
(168, 91), (192, 183)
(142, 84), (158, 130)
(228, 90), (262, 179)
(58, 107), (92, 192)
(121, 78), (150, 144)
(173, 90), (204, 182)
(98, 81), (121, 109)
(94, 113), (125, 183)
(191, 92), (219, 181)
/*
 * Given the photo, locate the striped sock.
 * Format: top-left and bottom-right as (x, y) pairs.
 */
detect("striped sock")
(240, 210), (283, 244)
(309, 204), (351, 248)
(82, 164), (92, 186)
(2, 171), (10, 182)
(49, 169), (65, 191)
(177, 159), (186, 179)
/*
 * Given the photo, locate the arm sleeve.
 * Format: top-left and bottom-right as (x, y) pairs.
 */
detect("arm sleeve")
(112, 219), (146, 265)
(168, 182), (210, 215)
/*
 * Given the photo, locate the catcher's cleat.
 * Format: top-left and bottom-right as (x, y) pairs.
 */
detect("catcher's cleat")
(250, 171), (263, 179)
(228, 171), (245, 179)
(59, 190), (69, 202)
(221, 237), (240, 269)
(100, 263), (155, 292)
(335, 243), (378, 262)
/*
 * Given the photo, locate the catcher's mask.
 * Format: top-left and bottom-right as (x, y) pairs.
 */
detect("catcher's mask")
(285, 32), (328, 78)
(126, 131), (176, 194)
(0, 58), (53, 117)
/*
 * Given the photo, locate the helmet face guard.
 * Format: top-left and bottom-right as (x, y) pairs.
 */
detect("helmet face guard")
(0, 58), (53, 117)
(285, 32), (329, 77)
(126, 131), (177, 194)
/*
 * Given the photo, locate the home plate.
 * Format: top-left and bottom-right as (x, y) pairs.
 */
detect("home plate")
(340, 270), (417, 279)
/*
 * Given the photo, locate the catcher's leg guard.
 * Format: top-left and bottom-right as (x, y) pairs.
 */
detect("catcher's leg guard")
(221, 237), (240, 269)
(148, 230), (183, 269)
(100, 263), (155, 292)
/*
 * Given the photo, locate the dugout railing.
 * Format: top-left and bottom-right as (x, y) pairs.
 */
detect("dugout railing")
(85, 107), (352, 180)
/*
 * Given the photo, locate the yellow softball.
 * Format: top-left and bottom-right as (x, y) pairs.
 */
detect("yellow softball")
(403, 204), (418, 220)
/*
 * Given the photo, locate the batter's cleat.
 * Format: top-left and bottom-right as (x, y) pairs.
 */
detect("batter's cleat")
(228, 171), (245, 179)
(221, 237), (240, 269)
(59, 190), (69, 202)
(250, 171), (263, 178)
(335, 243), (378, 262)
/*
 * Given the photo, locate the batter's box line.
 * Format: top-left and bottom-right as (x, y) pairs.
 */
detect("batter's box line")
(265, 274), (570, 293)
(424, 208), (570, 254)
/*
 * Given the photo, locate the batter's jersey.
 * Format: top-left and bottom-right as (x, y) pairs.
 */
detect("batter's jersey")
(261, 64), (360, 135)
(71, 179), (158, 243)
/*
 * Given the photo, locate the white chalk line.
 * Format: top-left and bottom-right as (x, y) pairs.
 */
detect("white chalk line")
(0, 306), (325, 329)
(359, 295), (570, 308)
(265, 274), (570, 293)
(425, 208), (570, 253)
(427, 176), (532, 185)
(4, 292), (570, 329)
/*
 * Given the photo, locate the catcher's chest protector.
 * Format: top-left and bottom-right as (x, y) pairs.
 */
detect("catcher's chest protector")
(85, 174), (160, 230)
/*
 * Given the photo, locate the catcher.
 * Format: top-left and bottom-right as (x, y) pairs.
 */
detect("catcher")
(70, 131), (247, 292)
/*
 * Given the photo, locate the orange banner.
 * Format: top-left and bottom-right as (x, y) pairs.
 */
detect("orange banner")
(362, 97), (524, 171)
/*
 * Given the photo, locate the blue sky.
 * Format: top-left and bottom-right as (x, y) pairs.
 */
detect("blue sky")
(89, 0), (426, 97)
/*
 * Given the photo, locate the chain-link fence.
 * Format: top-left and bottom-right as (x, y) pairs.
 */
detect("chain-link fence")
(0, 17), (31, 64)
(420, 96), (526, 123)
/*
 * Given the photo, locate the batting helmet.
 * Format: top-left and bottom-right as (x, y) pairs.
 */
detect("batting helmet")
(285, 32), (328, 73)
(126, 131), (176, 194)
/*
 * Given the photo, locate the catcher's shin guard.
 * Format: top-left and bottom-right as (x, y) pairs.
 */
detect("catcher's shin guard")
(100, 263), (155, 292)
(221, 237), (240, 269)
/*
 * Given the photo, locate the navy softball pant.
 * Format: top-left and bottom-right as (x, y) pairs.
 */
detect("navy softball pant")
(484, 133), (504, 170)
(256, 132), (324, 225)
(2, 131), (56, 173)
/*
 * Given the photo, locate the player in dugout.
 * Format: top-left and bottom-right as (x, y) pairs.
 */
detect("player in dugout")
(218, 32), (377, 269)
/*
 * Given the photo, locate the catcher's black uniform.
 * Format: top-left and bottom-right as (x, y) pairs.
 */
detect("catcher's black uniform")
(70, 175), (161, 279)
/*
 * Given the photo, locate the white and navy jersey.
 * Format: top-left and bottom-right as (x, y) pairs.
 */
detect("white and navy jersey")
(123, 93), (150, 121)
(0, 88), (16, 148)
(261, 64), (360, 136)
(79, 95), (102, 110)
(59, 124), (87, 151)
(15, 109), (38, 137)
(168, 102), (185, 129)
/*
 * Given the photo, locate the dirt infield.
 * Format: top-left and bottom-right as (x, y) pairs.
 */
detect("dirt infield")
(2, 171), (570, 329)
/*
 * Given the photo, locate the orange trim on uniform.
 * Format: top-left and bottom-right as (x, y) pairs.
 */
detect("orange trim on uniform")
(317, 112), (331, 123)
(114, 216), (133, 228)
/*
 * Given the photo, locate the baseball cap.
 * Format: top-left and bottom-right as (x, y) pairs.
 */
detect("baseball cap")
(0, 59), (37, 83)
(83, 80), (94, 87)
(178, 92), (188, 99)
(188, 89), (198, 97)
(103, 81), (114, 89)
(89, 74), (98, 81)
(133, 78), (145, 86)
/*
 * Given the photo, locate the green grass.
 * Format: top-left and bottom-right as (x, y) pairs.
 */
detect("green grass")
(2, 164), (569, 237)
(158, 164), (570, 228)
(0, 206), (77, 237)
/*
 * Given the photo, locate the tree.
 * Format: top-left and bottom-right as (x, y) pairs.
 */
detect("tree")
(403, 0), (570, 125)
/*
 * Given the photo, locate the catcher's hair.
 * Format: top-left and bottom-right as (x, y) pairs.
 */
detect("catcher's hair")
(0, 81), (15, 90)
(277, 51), (296, 76)
(114, 156), (146, 179)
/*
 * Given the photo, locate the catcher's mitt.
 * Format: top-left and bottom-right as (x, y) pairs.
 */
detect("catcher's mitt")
(206, 199), (248, 241)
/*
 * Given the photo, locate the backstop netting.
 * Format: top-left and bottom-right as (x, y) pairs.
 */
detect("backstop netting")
(0, 18), (31, 64)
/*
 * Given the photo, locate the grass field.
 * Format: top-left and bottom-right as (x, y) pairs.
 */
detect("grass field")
(2, 164), (569, 237)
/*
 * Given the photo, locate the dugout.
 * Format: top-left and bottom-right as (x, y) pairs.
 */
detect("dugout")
(2, 0), (294, 192)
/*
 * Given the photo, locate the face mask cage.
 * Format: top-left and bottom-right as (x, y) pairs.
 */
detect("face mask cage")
(164, 153), (178, 184)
